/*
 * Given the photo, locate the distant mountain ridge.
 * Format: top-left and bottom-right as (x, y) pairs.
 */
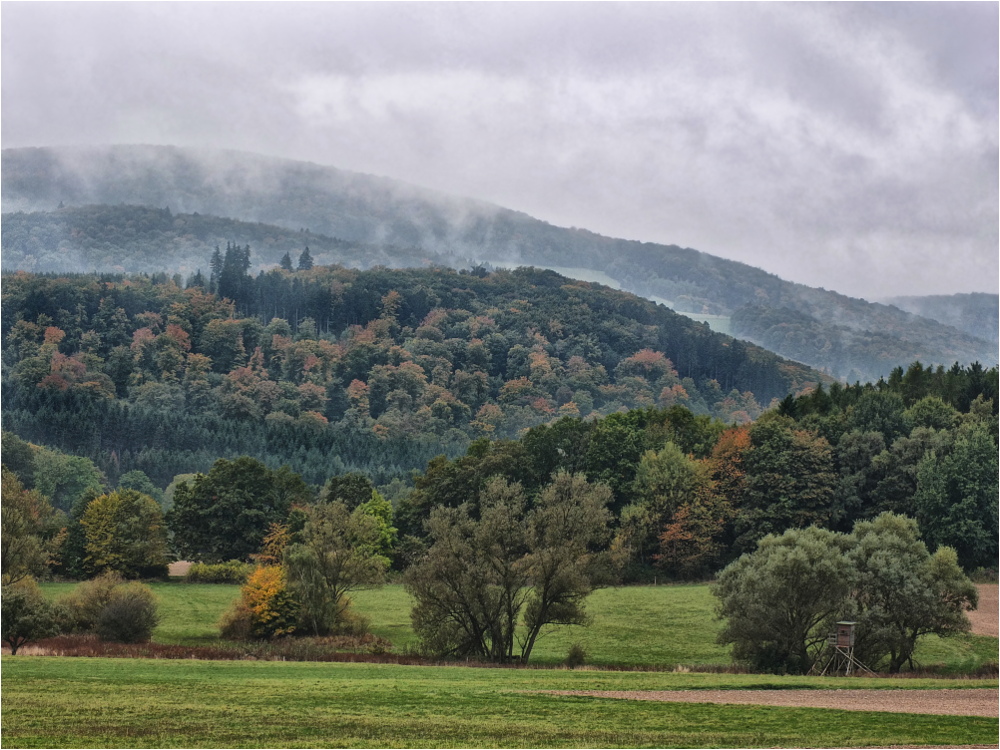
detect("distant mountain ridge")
(882, 293), (998, 345)
(3, 144), (996, 382)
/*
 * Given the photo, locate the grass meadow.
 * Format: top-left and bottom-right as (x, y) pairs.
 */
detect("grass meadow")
(3, 657), (997, 749)
(38, 580), (999, 671)
(11, 580), (995, 748)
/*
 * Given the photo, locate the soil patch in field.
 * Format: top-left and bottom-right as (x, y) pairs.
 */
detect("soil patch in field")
(542, 688), (999, 717)
(969, 584), (998, 637)
(168, 560), (193, 577)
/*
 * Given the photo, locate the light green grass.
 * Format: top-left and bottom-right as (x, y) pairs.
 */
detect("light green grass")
(2, 657), (996, 749)
(41, 581), (997, 672)
(41, 581), (239, 644)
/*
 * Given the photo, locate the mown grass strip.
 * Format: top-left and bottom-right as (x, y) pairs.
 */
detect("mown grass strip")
(3, 657), (996, 749)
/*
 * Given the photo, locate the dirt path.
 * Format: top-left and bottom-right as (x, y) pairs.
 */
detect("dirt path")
(542, 688), (999, 717)
(970, 584), (998, 637)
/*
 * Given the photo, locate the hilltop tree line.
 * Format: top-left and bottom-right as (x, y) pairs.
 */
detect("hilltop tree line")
(4, 351), (995, 588)
(4, 351), (992, 667)
(2, 261), (816, 488)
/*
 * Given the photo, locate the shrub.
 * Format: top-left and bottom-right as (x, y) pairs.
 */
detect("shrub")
(57, 571), (125, 632)
(1, 577), (60, 654)
(185, 560), (255, 584)
(94, 583), (160, 643)
(332, 605), (371, 637)
(565, 643), (587, 669)
(56, 572), (159, 643)
(220, 566), (299, 641)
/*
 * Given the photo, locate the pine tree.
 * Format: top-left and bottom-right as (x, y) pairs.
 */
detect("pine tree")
(297, 247), (314, 271)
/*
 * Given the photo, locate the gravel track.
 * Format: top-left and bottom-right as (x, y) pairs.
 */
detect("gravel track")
(541, 688), (999, 717)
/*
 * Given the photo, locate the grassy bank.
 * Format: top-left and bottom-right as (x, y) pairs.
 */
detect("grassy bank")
(2, 657), (996, 749)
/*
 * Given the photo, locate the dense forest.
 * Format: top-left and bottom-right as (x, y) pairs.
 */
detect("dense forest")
(3, 146), (995, 383)
(1, 261), (818, 489)
(4, 354), (995, 590)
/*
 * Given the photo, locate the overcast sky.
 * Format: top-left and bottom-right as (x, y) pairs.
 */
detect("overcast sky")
(3, 2), (997, 299)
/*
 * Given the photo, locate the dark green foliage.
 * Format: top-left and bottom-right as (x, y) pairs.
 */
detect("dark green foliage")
(1, 263), (815, 490)
(284, 501), (390, 636)
(565, 642), (587, 668)
(1, 467), (63, 584)
(1, 578), (60, 654)
(715, 526), (854, 674)
(94, 582), (160, 643)
(715, 515), (979, 674)
(116, 470), (165, 507)
(80, 489), (169, 579)
(167, 457), (312, 562)
(849, 514), (978, 672)
(55, 572), (160, 642)
(914, 423), (999, 569)
(323, 472), (375, 510)
(406, 472), (613, 663)
(733, 414), (838, 553)
(1, 430), (37, 488)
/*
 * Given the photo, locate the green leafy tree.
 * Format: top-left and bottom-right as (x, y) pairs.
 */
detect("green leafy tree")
(617, 443), (706, 564)
(913, 423), (999, 569)
(1, 468), (64, 585)
(518, 472), (614, 661)
(94, 582), (160, 643)
(322, 472), (376, 510)
(30, 447), (105, 513)
(297, 247), (314, 271)
(406, 473), (612, 664)
(1, 577), (60, 654)
(734, 414), (837, 553)
(714, 526), (854, 674)
(168, 457), (312, 562)
(80, 489), (169, 579)
(849, 513), (977, 672)
(117, 470), (165, 507)
(1, 431), (38, 488)
(356, 489), (398, 561)
(283, 501), (390, 636)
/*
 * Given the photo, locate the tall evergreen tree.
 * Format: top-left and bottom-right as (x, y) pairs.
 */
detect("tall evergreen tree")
(297, 247), (314, 271)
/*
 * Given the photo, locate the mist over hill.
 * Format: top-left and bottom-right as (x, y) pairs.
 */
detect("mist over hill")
(3, 145), (995, 382)
(882, 293), (998, 345)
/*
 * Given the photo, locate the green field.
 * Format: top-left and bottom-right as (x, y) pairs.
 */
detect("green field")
(358, 584), (998, 672)
(39, 581), (998, 672)
(14, 582), (998, 748)
(3, 657), (996, 749)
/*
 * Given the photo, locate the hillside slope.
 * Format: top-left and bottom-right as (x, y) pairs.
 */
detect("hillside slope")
(1, 264), (822, 487)
(3, 145), (995, 381)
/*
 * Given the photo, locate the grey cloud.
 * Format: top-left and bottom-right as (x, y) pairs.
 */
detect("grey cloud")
(2, 2), (995, 299)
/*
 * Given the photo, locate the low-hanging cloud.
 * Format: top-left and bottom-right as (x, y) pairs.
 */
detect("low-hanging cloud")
(2, 2), (996, 299)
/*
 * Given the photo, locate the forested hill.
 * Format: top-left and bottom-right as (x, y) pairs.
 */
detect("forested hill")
(1, 204), (452, 276)
(1, 263), (821, 488)
(3, 145), (996, 383)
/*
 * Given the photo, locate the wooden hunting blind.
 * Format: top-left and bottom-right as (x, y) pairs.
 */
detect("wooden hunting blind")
(813, 621), (875, 677)
(834, 621), (856, 648)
